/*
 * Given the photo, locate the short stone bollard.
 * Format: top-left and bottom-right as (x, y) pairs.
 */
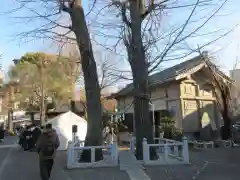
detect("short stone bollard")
(67, 141), (73, 169)
(111, 140), (118, 165)
(182, 137), (189, 163)
(142, 138), (149, 163)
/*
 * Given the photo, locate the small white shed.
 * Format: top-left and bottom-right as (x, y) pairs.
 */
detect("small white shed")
(45, 111), (87, 150)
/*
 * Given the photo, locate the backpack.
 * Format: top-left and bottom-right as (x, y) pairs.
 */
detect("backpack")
(41, 139), (55, 156)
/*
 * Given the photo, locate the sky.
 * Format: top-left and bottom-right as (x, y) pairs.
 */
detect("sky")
(0, 0), (239, 83)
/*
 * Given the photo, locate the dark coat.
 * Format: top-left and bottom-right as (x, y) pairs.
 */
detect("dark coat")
(23, 130), (32, 140)
(0, 129), (4, 139)
(36, 129), (60, 160)
(32, 127), (41, 143)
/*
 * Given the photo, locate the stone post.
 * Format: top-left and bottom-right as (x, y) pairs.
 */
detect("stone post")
(67, 141), (73, 169)
(142, 138), (149, 163)
(111, 140), (119, 165)
(182, 137), (189, 163)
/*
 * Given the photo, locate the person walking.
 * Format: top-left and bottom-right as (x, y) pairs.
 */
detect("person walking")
(22, 126), (32, 151)
(36, 123), (60, 180)
(31, 125), (41, 151)
(18, 126), (24, 147)
(0, 126), (4, 143)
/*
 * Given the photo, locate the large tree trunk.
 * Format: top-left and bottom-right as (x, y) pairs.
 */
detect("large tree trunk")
(40, 97), (46, 125)
(8, 86), (14, 130)
(40, 62), (46, 125)
(70, 60), (76, 113)
(8, 109), (13, 130)
(70, 2), (103, 162)
(205, 59), (232, 140)
(129, 0), (156, 160)
(221, 90), (231, 140)
(70, 81), (76, 113)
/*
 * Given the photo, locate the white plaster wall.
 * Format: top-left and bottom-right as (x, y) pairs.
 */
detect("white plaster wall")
(151, 87), (165, 99)
(167, 84), (180, 98)
(182, 100), (200, 132)
(152, 99), (167, 110)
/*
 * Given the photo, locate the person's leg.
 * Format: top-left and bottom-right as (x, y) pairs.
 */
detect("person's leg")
(26, 139), (30, 150)
(29, 139), (33, 150)
(47, 159), (54, 178)
(23, 139), (27, 150)
(39, 159), (49, 180)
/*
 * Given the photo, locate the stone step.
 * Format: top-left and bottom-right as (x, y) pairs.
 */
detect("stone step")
(126, 169), (151, 180)
(119, 150), (151, 180)
(119, 150), (141, 170)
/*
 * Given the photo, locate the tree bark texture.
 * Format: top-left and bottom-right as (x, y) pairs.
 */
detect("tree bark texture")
(129, 0), (156, 160)
(8, 109), (13, 130)
(40, 61), (46, 125)
(8, 85), (14, 130)
(70, 3), (103, 162)
(221, 88), (231, 140)
(213, 75), (232, 140)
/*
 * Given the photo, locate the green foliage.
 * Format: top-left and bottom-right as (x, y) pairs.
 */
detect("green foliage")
(160, 116), (175, 129)
(8, 52), (80, 110)
(160, 115), (183, 140)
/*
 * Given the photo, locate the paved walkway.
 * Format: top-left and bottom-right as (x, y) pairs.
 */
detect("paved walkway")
(119, 150), (151, 180)
(0, 136), (18, 146)
(0, 146), (130, 180)
(0, 136), (19, 149)
(3, 136), (240, 180)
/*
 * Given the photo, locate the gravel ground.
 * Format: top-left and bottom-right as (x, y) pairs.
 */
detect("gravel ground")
(4, 135), (240, 180)
(146, 147), (240, 180)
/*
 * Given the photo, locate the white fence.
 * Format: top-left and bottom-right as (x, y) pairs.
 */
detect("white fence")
(73, 136), (85, 147)
(128, 136), (189, 165)
(66, 140), (119, 169)
(142, 137), (189, 165)
(191, 141), (214, 149)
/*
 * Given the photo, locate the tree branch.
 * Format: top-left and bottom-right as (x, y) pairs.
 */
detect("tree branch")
(121, 3), (131, 28)
(141, 0), (168, 19)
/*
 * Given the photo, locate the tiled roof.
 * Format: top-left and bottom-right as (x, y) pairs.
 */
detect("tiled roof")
(113, 55), (204, 97)
(112, 54), (232, 98)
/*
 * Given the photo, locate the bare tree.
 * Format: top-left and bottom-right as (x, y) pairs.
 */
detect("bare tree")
(10, 0), (104, 161)
(55, 0), (104, 162)
(5, 0), (235, 160)
(229, 48), (240, 116)
(99, 0), (235, 159)
(72, 49), (131, 92)
(198, 51), (233, 139)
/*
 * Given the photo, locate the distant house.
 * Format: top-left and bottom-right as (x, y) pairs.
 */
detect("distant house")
(110, 54), (231, 140)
